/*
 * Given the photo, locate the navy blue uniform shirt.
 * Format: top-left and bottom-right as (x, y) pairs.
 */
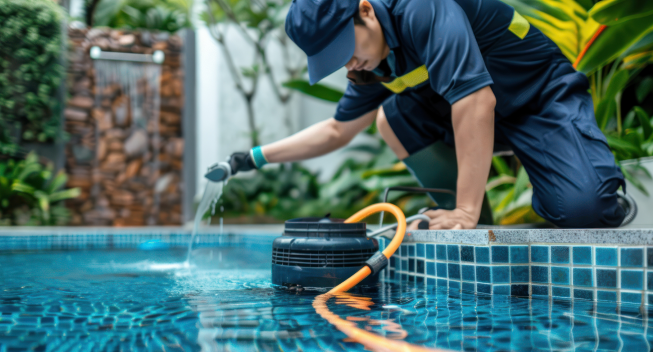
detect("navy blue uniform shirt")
(335, 0), (569, 121)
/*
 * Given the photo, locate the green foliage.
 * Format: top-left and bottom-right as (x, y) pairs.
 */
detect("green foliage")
(0, 0), (65, 150)
(0, 153), (81, 226)
(282, 80), (344, 103)
(93, 0), (193, 32)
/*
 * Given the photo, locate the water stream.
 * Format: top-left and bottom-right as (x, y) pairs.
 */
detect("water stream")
(186, 180), (226, 263)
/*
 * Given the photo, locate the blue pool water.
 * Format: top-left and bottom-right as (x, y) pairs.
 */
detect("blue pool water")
(1, 236), (653, 351)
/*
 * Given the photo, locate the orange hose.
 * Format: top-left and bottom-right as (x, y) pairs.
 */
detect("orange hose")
(573, 24), (607, 69)
(312, 203), (448, 352)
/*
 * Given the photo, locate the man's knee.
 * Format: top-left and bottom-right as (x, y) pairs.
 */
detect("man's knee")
(535, 178), (625, 228)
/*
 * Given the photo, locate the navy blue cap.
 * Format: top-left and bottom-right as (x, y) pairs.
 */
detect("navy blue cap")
(285, 0), (359, 85)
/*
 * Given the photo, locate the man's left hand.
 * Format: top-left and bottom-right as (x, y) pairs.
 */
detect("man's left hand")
(408, 208), (478, 230)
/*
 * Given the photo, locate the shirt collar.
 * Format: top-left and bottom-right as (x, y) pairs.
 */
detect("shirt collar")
(369, 0), (399, 49)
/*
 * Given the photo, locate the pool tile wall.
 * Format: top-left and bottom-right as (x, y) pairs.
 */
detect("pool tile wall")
(378, 228), (653, 305)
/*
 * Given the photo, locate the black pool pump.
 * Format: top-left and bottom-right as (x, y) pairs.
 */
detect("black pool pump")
(271, 217), (381, 288)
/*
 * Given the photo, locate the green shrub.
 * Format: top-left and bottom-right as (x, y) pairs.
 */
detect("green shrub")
(0, 152), (80, 226)
(0, 0), (66, 151)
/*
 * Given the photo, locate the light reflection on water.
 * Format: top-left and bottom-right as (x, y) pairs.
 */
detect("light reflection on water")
(1, 240), (652, 351)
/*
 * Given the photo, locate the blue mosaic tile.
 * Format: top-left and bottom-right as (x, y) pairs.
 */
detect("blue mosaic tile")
(416, 276), (424, 284)
(622, 292), (642, 304)
(462, 265), (475, 281)
(595, 247), (617, 266)
(408, 275), (415, 282)
(552, 286), (570, 298)
(477, 283), (491, 294)
(492, 266), (510, 283)
(572, 246), (592, 265)
(449, 280), (460, 290)
(597, 291), (617, 302)
(416, 260), (425, 274)
(437, 263), (447, 278)
(621, 248), (643, 267)
(401, 260), (408, 271)
(436, 245), (446, 260)
(437, 279), (448, 287)
(390, 256), (397, 269)
(401, 273), (408, 281)
(475, 247), (489, 263)
(573, 268), (593, 287)
(551, 246), (570, 264)
(511, 284), (529, 296)
(401, 244), (408, 257)
(532, 285), (548, 296)
(409, 245), (415, 257)
(448, 263), (461, 280)
(492, 246), (509, 263)
(416, 243), (425, 257)
(462, 282), (475, 292)
(461, 246), (474, 262)
(511, 266), (529, 282)
(596, 269), (617, 288)
(394, 271), (401, 280)
(476, 266), (491, 283)
(426, 262), (435, 276)
(447, 245), (460, 262)
(649, 294), (653, 305)
(531, 266), (549, 283)
(510, 246), (529, 264)
(409, 259), (415, 272)
(574, 289), (593, 300)
(427, 278), (436, 286)
(648, 247), (653, 267)
(493, 285), (510, 295)
(426, 244), (435, 260)
(551, 267), (570, 285)
(621, 270), (643, 290)
(531, 246), (549, 263)
(648, 272), (653, 290)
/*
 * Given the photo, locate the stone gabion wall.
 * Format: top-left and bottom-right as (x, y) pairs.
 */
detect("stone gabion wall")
(64, 28), (184, 226)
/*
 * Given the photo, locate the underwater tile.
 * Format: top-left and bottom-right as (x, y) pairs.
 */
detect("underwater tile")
(597, 291), (617, 302)
(551, 267), (570, 285)
(416, 259), (425, 274)
(426, 244), (435, 260)
(511, 284), (529, 296)
(475, 247), (490, 263)
(390, 256), (397, 269)
(492, 246), (509, 263)
(437, 279), (448, 287)
(409, 245), (415, 257)
(649, 294), (653, 305)
(573, 289), (593, 300)
(449, 280), (460, 290)
(401, 245), (408, 257)
(573, 268), (593, 287)
(401, 274), (408, 281)
(648, 272), (653, 290)
(648, 247), (653, 267)
(462, 265), (475, 281)
(427, 278), (436, 286)
(426, 262), (435, 276)
(409, 259), (415, 272)
(531, 266), (549, 283)
(436, 245), (447, 260)
(511, 266), (529, 283)
(416, 276), (424, 284)
(401, 260), (408, 271)
(447, 245), (460, 262)
(551, 246), (570, 264)
(477, 283), (491, 294)
(531, 246), (549, 263)
(416, 243), (425, 257)
(532, 285), (548, 296)
(572, 246), (592, 265)
(493, 285), (510, 295)
(461, 246), (474, 262)
(437, 263), (447, 278)
(595, 247), (617, 266)
(621, 292), (642, 304)
(476, 266), (491, 283)
(552, 286), (571, 298)
(510, 246), (529, 264)
(448, 263), (461, 280)
(492, 266), (510, 284)
(596, 269), (617, 288)
(408, 274), (415, 282)
(462, 282), (475, 292)
(621, 248), (643, 267)
(621, 270), (643, 290)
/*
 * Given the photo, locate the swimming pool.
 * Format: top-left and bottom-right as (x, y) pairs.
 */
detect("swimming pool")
(1, 232), (652, 351)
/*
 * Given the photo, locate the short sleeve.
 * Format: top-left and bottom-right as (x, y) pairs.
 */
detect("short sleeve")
(334, 82), (393, 121)
(403, 0), (493, 105)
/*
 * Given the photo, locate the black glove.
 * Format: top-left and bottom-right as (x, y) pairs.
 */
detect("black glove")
(228, 151), (257, 175)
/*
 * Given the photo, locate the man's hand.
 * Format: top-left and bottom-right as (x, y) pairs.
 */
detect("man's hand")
(408, 208), (477, 230)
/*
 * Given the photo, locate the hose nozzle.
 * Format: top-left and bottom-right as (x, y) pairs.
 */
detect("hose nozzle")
(205, 162), (231, 182)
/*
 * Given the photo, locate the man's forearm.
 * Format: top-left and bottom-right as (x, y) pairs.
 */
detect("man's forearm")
(451, 86), (496, 221)
(262, 110), (377, 163)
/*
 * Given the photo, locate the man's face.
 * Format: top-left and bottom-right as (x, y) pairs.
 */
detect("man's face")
(345, 2), (389, 72)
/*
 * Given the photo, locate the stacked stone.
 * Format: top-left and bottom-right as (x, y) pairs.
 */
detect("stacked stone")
(64, 28), (184, 226)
